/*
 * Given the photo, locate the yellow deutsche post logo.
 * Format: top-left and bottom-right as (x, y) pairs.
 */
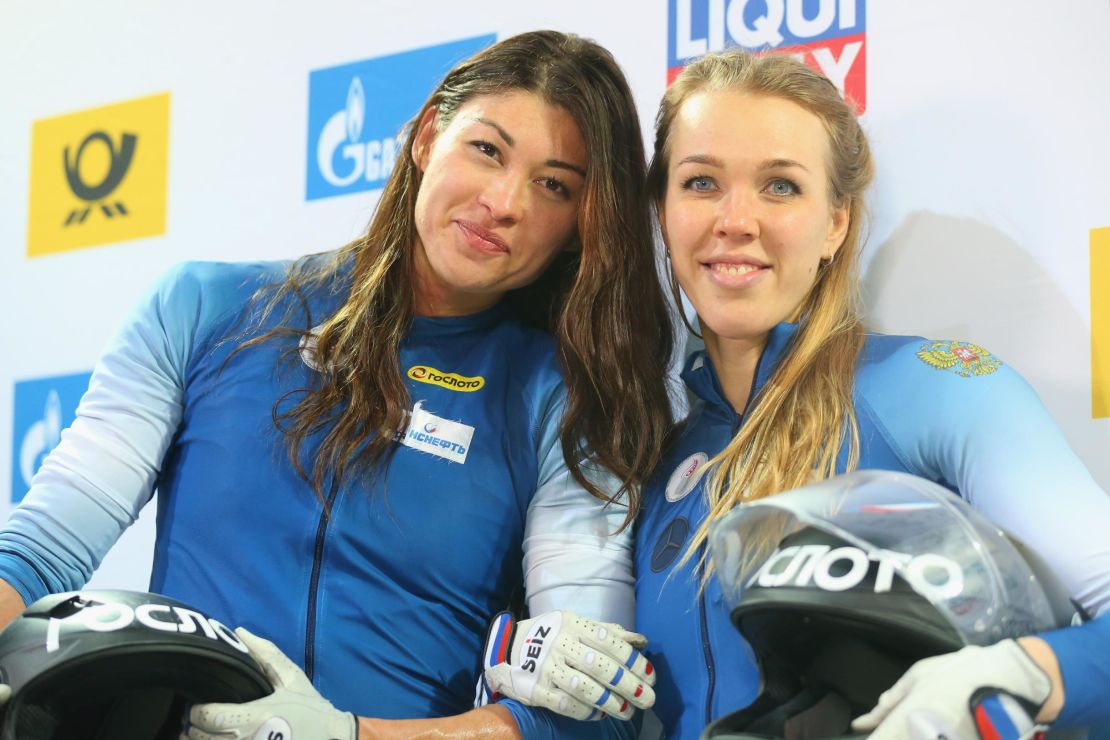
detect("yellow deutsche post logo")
(407, 365), (485, 392)
(27, 92), (170, 257)
(1093, 227), (1110, 418)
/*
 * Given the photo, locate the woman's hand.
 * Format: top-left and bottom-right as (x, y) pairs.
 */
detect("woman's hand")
(851, 639), (1057, 740)
(480, 610), (656, 721)
(182, 627), (357, 740)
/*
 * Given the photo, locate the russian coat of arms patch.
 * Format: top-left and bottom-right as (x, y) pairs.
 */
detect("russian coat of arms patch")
(916, 341), (1002, 377)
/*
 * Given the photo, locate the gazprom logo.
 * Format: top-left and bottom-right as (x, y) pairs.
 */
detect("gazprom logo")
(407, 365), (485, 392)
(305, 34), (495, 201)
(668, 0), (867, 112)
(11, 372), (92, 503)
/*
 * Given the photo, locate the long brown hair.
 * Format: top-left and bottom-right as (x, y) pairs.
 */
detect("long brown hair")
(646, 50), (875, 575)
(240, 31), (674, 523)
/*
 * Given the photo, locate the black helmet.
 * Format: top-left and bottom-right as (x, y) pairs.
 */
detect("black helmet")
(0, 590), (273, 740)
(701, 470), (1074, 740)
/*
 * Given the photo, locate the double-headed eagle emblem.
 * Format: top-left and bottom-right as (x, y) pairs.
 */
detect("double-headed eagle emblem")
(916, 341), (1002, 377)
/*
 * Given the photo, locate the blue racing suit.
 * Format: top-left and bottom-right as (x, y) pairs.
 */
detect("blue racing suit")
(0, 259), (633, 740)
(636, 322), (1110, 739)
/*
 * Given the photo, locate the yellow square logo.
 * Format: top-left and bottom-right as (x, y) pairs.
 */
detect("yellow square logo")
(27, 92), (170, 257)
(1093, 226), (1110, 419)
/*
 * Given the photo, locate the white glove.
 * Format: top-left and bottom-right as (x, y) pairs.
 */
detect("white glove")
(183, 627), (356, 740)
(852, 640), (1052, 740)
(480, 610), (656, 721)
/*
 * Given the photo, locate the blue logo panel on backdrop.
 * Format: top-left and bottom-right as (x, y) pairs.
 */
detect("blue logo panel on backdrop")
(306, 34), (496, 201)
(11, 371), (92, 503)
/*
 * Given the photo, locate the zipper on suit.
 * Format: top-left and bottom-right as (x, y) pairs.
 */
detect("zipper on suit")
(305, 479), (341, 680)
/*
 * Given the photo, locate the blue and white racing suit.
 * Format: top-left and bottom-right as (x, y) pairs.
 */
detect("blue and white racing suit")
(0, 259), (634, 740)
(636, 322), (1110, 739)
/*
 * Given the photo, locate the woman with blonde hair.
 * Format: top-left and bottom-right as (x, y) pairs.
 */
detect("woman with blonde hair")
(635, 49), (1110, 739)
(0, 31), (668, 739)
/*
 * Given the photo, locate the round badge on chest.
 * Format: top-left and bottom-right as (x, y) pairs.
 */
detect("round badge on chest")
(665, 452), (708, 503)
(298, 324), (325, 372)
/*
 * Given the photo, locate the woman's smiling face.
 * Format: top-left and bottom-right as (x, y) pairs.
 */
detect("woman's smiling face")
(660, 90), (849, 343)
(411, 91), (587, 316)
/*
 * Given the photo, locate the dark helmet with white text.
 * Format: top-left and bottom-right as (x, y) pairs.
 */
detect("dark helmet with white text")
(0, 590), (272, 740)
(700, 470), (1076, 740)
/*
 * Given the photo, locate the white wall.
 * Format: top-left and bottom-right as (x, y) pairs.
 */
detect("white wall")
(2, 0), (1108, 591)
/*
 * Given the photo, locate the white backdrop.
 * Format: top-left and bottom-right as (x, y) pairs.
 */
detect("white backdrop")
(1, 0), (1108, 592)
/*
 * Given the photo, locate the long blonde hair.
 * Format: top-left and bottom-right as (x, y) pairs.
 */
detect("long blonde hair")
(646, 50), (875, 576)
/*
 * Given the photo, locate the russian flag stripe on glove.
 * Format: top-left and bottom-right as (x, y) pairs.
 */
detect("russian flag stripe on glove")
(479, 609), (657, 722)
(485, 612), (515, 669)
(972, 691), (1045, 740)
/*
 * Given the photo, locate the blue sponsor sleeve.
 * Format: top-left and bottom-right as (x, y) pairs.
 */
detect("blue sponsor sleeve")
(524, 385), (636, 627)
(500, 351), (640, 739)
(864, 338), (1110, 619)
(0, 262), (257, 605)
(862, 337), (1110, 726)
(501, 698), (637, 740)
(1038, 614), (1110, 727)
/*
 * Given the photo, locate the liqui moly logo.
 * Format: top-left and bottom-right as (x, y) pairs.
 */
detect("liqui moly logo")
(668, 0), (868, 112)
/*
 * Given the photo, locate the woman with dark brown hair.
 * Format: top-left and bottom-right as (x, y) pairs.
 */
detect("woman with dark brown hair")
(0, 31), (672, 739)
